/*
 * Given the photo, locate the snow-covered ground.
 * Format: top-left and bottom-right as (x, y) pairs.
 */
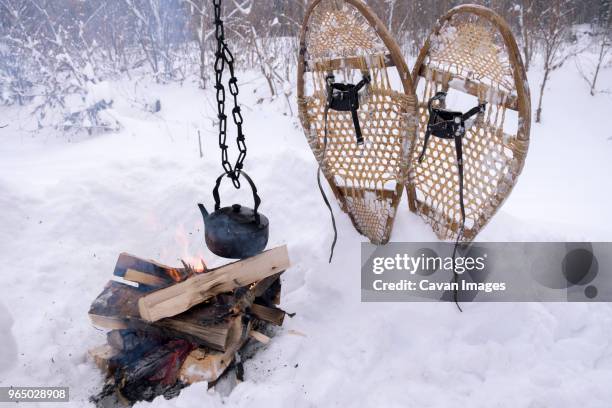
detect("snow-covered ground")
(1, 54), (612, 407)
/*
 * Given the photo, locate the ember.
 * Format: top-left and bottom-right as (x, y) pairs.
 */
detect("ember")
(88, 246), (290, 406)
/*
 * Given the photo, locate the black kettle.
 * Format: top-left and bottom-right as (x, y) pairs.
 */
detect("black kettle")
(198, 172), (269, 259)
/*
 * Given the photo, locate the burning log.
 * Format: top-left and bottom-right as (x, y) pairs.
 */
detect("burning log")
(138, 246), (290, 322)
(88, 245), (290, 406)
(89, 281), (241, 351)
(113, 252), (188, 288)
(118, 339), (195, 401)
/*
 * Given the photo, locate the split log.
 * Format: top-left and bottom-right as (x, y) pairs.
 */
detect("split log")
(114, 253), (197, 290)
(253, 276), (282, 306)
(89, 270), (284, 351)
(89, 246), (289, 405)
(228, 273), (281, 315)
(90, 282), (241, 351)
(153, 314), (242, 352)
(124, 269), (168, 288)
(138, 245), (290, 322)
(248, 330), (271, 345)
(89, 281), (141, 327)
(176, 280), (285, 384)
(89, 344), (119, 373)
(179, 321), (251, 384)
(249, 303), (285, 326)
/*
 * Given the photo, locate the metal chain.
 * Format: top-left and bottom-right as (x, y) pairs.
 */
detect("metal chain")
(213, 0), (246, 189)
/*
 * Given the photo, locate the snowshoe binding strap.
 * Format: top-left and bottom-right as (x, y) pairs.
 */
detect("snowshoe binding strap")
(325, 73), (371, 145)
(418, 91), (486, 311)
(313, 73), (370, 263)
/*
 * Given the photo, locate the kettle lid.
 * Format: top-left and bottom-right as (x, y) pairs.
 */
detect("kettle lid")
(216, 203), (268, 227)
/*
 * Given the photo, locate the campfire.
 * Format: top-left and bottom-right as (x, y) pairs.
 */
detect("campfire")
(88, 246), (290, 406)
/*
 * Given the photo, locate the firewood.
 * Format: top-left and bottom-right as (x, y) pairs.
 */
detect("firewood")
(113, 339), (195, 403)
(248, 330), (270, 344)
(90, 282), (239, 351)
(152, 314), (242, 352)
(124, 269), (168, 288)
(151, 274), (282, 350)
(107, 329), (162, 352)
(107, 330), (137, 351)
(89, 281), (142, 327)
(179, 321), (251, 384)
(178, 349), (211, 384)
(249, 303), (285, 326)
(89, 344), (119, 373)
(90, 274), (283, 351)
(253, 276), (282, 307)
(229, 273), (281, 315)
(89, 247), (289, 404)
(252, 273), (282, 298)
(146, 276), (282, 351)
(114, 253), (184, 289)
(138, 245), (290, 322)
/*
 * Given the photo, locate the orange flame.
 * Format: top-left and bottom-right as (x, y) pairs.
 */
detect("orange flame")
(173, 222), (208, 278)
(167, 267), (184, 282)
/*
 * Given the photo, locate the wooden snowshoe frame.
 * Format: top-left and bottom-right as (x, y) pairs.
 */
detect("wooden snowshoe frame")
(297, 0), (417, 244)
(407, 5), (531, 242)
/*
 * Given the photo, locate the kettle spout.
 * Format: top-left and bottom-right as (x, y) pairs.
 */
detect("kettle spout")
(197, 203), (209, 220)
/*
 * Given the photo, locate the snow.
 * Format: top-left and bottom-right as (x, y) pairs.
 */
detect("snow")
(0, 302), (18, 375)
(1, 54), (612, 408)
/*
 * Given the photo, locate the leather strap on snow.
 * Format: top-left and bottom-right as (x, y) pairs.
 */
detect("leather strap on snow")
(318, 105), (337, 263)
(418, 91), (486, 311)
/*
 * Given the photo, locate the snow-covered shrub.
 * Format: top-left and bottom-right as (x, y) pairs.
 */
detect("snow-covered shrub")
(0, 49), (34, 106)
(0, 0), (195, 135)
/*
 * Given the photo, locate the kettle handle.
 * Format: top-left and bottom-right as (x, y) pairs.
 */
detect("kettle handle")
(212, 171), (261, 223)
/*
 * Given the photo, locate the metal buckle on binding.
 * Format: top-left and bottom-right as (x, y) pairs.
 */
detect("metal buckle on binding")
(356, 138), (372, 157)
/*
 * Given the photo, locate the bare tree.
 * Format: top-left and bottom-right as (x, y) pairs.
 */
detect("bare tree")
(183, 0), (211, 88)
(518, 0), (536, 71)
(1, 0), (610, 134)
(535, 0), (575, 123)
(588, 0), (612, 94)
